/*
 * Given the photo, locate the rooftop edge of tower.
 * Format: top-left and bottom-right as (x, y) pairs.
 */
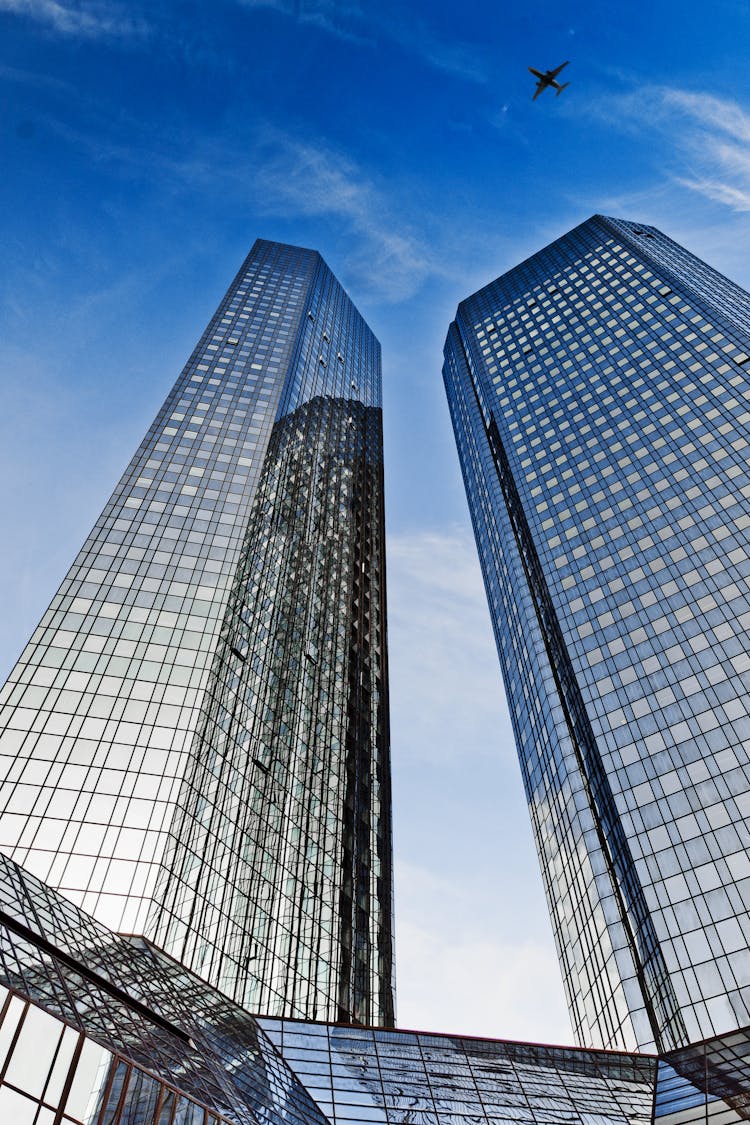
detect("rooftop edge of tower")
(451, 215), (664, 333)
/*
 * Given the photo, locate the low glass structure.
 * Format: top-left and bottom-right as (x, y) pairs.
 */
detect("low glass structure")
(260, 1018), (656, 1125)
(3, 851), (750, 1123)
(0, 853), (326, 1125)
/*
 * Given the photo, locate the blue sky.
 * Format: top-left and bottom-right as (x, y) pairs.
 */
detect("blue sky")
(2, 0), (750, 1042)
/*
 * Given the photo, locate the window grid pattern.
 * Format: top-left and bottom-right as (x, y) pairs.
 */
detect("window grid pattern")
(149, 263), (393, 1025)
(0, 240), (394, 1027)
(656, 1023), (750, 1123)
(443, 214), (750, 1053)
(0, 240), (315, 934)
(259, 1017), (656, 1125)
(0, 985), (231, 1125)
(6, 850), (750, 1125)
(444, 321), (650, 1054)
(0, 852), (330, 1125)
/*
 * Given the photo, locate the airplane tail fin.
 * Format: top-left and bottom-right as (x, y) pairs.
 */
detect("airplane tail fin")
(555, 82), (570, 96)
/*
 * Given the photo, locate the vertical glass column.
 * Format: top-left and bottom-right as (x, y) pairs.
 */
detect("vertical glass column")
(444, 214), (750, 1051)
(0, 242), (395, 1026)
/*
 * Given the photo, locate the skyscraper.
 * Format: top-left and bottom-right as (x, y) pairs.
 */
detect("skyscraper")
(0, 239), (394, 1027)
(9, 223), (750, 1125)
(444, 215), (750, 1054)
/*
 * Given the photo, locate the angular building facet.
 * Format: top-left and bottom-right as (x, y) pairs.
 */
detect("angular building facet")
(0, 850), (670, 1125)
(444, 215), (750, 1053)
(0, 852), (668, 1125)
(0, 239), (394, 1026)
(1, 846), (748, 1125)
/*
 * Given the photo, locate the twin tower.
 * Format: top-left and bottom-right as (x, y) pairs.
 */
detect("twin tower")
(3, 216), (750, 1072)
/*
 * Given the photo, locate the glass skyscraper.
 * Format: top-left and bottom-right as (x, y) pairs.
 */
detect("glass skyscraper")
(7, 220), (750, 1125)
(444, 215), (750, 1055)
(0, 239), (394, 1027)
(0, 848), (747, 1125)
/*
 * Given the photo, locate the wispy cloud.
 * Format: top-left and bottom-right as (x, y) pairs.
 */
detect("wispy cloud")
(251, 130), (436, 301)
(240, 0), (375, 46)
(398, 23), (487, 85)
(589, 85), (750, 214)
(236, 0), (487, 82)
(0, 0), (148, 39)
(395, 860), (571, 1041)
(662, 90), (750, 211)
(662, 89), (750, 145)
(0, 60), (77, 92)
(386, 532), (571, 1041)
(38, 109), (441, 302)
(387, 527), (513, 765)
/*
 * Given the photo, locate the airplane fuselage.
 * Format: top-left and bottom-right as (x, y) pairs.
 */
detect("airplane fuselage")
(529, 61), (570, 100)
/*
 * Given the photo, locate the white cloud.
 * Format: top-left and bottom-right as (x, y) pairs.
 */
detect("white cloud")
(36, 111), (440, 304)
(0, 0), (148, 38)
(590, 85), (750, 216)
(659, 89), (750, 212)
(661, 88), (750, 145)
(240, 0), (375, 46)
(675, 176), (750, 212)
(387, 526), (512, 765)
(386, 537), (572, 1043)
(251, 131), (436, 302)
(386, 528), (573, 1041)
(394, 860), (571, 1042)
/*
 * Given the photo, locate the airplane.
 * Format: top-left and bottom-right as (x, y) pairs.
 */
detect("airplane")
(529, 60), (570, 101)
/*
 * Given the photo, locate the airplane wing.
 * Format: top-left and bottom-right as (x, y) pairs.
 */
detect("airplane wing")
(549, 60), (569, 78)
(532, 82), (544, 101)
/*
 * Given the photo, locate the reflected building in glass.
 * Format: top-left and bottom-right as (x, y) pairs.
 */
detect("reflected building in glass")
(0, 848), (747, 1125)
(0, 240), (394, 1027)
(0, 852), (663, 1125)
(444, 215), (750, 1054)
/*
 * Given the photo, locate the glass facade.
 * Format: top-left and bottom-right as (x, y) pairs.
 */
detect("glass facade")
(260, 1017), (656, 1125)
(657, 1025), (750, 1123)
(444, 215), (750, 1054)
(150, 390), (392, 1024)
(2, 845), (750, 1124)
(0, 852), (331, 1125)
(10, 216), (750, 1121)
(0, 240), (394, 1026)
(0, 851), (676, 1125)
